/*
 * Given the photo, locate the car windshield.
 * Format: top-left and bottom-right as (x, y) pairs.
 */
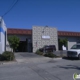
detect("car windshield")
(71, 44), (80, 49)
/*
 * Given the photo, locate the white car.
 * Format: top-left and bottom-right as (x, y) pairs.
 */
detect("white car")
(67, 44), (80, 59)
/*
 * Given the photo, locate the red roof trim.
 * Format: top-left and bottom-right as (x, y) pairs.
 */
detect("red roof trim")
(58, 31), (80, 36)
(7, 28), (80, 36)
(7, 28), (32, 35)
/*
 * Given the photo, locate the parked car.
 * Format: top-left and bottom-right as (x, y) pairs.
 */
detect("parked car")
(39, 45), (56, 52)
(67, 43), (80, 59)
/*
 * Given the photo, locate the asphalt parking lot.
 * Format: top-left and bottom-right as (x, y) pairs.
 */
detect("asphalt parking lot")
(0, 52), (80, 80)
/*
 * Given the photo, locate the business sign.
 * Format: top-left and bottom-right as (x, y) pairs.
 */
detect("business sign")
(42, 36), (50, 39)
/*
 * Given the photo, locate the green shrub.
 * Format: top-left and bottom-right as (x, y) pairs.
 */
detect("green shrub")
(35, 49), (43, 55)
(2, 51), (15, 61)
(0, 54), (5, 61)
(44, 52), (57, 58)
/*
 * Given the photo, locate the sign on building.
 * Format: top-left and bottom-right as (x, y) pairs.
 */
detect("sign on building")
(42, 35), (50, 39)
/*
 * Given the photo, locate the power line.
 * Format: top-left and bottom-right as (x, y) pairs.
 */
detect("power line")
(2, 0), (19, 18)
(2, 0), (18, 17)
(7, 0), (16, 10)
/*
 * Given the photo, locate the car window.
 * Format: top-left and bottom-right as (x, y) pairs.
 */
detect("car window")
(71, 44), (80, 49)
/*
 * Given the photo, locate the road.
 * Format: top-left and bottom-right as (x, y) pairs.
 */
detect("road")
(0, 56), (80, 80)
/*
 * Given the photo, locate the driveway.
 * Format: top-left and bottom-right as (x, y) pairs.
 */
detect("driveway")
(14, 52), (53, 63)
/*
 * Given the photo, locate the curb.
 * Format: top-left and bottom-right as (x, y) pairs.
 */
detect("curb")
(0, 61), (17, 65)
(3, 62), (17, 65)
(0, 57), (62, 64)
(53, 57), (62, 60)
(15, 57), (62, 63)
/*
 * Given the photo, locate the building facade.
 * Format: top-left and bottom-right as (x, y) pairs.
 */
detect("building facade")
(32, 26), (58, 52)
(7, 26), (80, 53)
(1, 17), (80, 53)
(58, 31), (80, 50)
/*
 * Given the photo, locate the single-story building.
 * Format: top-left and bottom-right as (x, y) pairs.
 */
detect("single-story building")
(1, 17), (80, 53)
(7, 26), (80, 52)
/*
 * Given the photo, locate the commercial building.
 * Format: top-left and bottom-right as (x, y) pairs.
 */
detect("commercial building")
(0, 17), (80, 53)
(1, 17), (80, 53)
(7, 26), (80, 52)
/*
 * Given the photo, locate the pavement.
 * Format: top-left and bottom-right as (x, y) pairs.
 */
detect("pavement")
(14, 52), (59, 63)
(0, 52), (80, 80)
(54, 50), (67, 57)
(14, 51), (67, 63)
(0, 51), (64, 64)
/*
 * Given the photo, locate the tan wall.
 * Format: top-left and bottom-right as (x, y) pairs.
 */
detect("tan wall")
(32, 26), (58, 52)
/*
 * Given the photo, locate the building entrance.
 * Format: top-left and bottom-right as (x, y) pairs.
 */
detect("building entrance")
(16, 39), (32, 52)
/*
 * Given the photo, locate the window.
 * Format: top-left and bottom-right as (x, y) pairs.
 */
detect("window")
(71, 44), (80, 49)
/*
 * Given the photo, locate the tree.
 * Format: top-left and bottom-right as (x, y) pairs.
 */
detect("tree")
(58, 38), (68, 50)
(8, 35), (20, 52)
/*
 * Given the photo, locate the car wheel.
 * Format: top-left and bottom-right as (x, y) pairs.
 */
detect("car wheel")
(78, 54), (80, 60)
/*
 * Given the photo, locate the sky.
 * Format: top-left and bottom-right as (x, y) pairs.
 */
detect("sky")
(0, 0), (80, 32)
